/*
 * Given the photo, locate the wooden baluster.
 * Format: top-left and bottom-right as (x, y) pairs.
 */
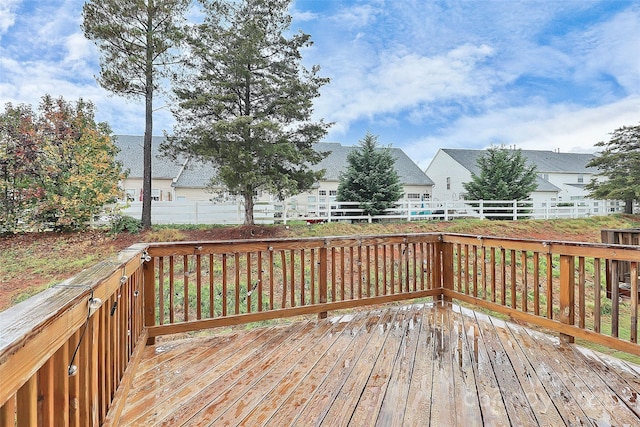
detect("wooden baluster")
(257, 251), (263, 312)
(300, 249), (305, 305)
(196, 254), (202, 319)
(319, 247), (328, 319)
(280, 250), (286, 309)
(169, 256), (175, 324)
(235, 253), (241, 314)
(289, 250), (295, 308)
(382, 245), (387, 295)
(594, 258), (601, 333)
(533, 252), (540, 316)
(521, 251), (528, 313)
(209, 254), (215, 317)
(16, 376), (36, 427)
(546, 252), (553, 319)
(143, 255), (155, 345)
(310, 249), (316, 304)
(559, 254), (575, 343)
(500, 248), (507, 306)
(246, 252), (252, 313)
(158, 258), (164, 325)
(375, 245), (380, 295)
(269, 250), (275, 310)
(53, 342), (69, 426)
(1, 396), (16, 427)
(510, 250), (517, 309)
(631, 262), (638, 343)
(183, 256), (190, 322)
(490, 247), (496, 303)
(578, 257), (586, 329)
(222, 254), (228, 316)
(611, 260), (619, 338)
(331, 247), (336, 302)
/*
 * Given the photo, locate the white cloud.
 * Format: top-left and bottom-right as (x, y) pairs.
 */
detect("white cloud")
(0, 0), (20, 36)
(315, 43), (496, 134)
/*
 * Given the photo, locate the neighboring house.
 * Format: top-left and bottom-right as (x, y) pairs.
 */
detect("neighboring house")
(289, 142), (434, 215)
(425, 148), (597, 204)
(114, 136), (434, 210)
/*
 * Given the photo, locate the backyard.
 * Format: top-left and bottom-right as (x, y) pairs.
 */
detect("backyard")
(2, 215), (640, 312)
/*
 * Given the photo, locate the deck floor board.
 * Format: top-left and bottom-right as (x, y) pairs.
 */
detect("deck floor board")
(118, 302), (640, 426)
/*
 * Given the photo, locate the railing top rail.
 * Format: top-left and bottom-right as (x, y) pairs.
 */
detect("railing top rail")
(443, 233), (640, 260)
(146, 233), (443, 256)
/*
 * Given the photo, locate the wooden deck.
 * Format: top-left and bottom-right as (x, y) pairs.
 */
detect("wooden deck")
(117, 302), (640, 426)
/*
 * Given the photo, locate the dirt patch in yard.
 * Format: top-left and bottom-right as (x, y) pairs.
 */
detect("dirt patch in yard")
(0, 226), (289, 311)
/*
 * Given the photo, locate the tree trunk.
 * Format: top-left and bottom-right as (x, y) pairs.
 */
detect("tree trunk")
(625, 199), (634, 214)
(141, 2), (154, 230)
(244, 191), (254, 225)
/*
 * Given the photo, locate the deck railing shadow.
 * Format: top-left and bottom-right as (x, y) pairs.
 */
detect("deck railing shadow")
(2, 232), (640, 426)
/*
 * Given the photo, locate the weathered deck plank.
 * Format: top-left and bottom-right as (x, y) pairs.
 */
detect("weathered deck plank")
(117, 302), (640, 426)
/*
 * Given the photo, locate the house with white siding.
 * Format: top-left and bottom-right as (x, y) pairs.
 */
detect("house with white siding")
(425, 148), (598, 204)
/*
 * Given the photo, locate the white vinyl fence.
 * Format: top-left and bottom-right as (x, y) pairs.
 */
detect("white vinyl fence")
(106, 198), (624, 225)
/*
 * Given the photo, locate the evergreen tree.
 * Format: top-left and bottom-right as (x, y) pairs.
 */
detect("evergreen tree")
(463, 147), (537, 219)
(336, 132), (403, 217)
(82, 0), (189, 229)
(164, 0), (330, 225)
(586, 124), (640, 214)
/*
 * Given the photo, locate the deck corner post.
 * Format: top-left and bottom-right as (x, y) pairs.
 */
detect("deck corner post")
(143, 256), (156, 345)
(559, 254), (575, 343)
(318, 247), (328, 319)
(441, 241), (454, 302)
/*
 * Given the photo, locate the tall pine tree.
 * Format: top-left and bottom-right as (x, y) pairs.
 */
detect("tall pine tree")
(336, 132), (403, 217)
(164, 0), (330, 225)
(83, 0), (189, 229)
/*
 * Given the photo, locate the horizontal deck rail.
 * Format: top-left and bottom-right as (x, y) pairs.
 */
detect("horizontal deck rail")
(3, 231), (640, 425)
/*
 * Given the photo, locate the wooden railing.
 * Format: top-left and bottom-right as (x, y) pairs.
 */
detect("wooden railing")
(442, 234), (640, 355)
(3, 232), (640, 425)
(143, 234), (443, 339)
(0, 244), (148, 426)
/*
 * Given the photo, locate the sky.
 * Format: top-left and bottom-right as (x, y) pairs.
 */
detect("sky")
(0, 1), (638, 169)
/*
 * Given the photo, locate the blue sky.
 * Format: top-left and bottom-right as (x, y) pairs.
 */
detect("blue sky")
(0, 1), (638, 168)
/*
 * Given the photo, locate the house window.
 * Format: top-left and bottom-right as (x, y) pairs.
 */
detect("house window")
(329, 190), (337, 196)
(307, 196), (316, 203)
(407, 193), (420, 199)
(125, 189), (136, 201)
(422, 193), (430, 200)
(151, 189), (161, 201)
(319, 190), (327, 196)
(578, 175), (584, 183)
(446, 177), (451, 190)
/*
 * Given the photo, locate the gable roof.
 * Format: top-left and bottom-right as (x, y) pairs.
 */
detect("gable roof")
(114, 136), (433, 188)
(441, 148), (596, 175)
(313, 142), (434, 186)
(115, 135), (187, 179)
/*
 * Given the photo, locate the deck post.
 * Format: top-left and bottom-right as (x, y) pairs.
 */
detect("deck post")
(143, 256), (156, 345)
(318, 246), (328, 319)
(559, 254), (575, 343)
(441, 242), (454, 302)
